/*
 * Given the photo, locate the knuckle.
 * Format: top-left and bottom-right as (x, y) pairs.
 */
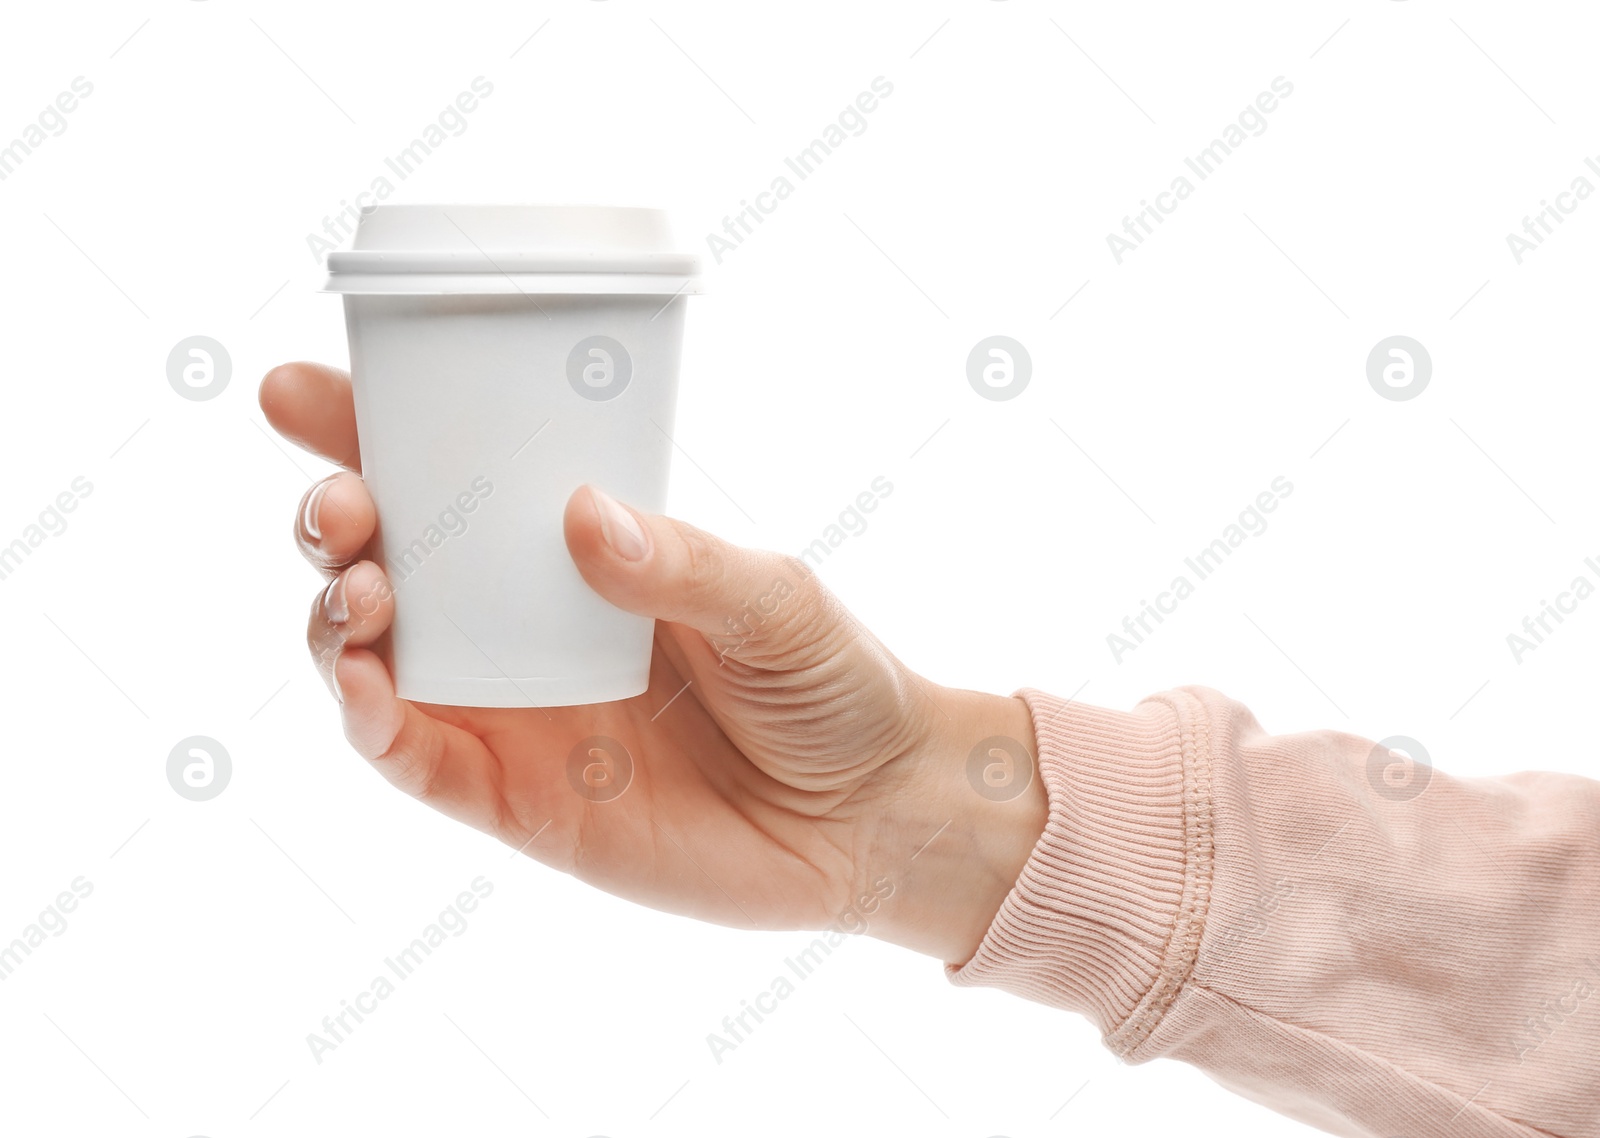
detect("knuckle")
(383, 750), (437, 801)
(369, 720), (443, 803)
(777, 553), (817, 588)
(675, 523), (729, 610)
(776, 552), (827, 606)
(715, 553), (835, 661)
(767, 556), (826, 631)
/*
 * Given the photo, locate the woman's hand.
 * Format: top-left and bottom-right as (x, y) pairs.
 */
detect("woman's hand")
(261, 361), (1044, 963)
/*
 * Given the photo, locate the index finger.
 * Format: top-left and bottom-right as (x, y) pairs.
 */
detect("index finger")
(259, 361), (362, 472)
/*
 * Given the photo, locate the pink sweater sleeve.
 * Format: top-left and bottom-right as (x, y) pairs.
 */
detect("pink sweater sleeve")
(949, 686), (1600, 1138)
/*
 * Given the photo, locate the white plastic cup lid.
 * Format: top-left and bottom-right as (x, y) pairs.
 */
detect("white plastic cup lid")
(322, 204), (703, 296)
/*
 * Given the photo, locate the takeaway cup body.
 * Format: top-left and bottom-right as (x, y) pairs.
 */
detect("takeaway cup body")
(323, 205), (701, 707)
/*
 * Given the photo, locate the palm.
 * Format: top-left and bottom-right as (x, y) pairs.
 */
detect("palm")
(414, 617), (898, 932)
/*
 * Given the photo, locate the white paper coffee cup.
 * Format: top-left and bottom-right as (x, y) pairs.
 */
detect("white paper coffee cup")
(323, 204), (701, 708)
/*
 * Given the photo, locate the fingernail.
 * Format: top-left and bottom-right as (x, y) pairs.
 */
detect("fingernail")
(591, 486), (649, 562)
(323, 574), (349, 624)
(302, 479), (330, 543)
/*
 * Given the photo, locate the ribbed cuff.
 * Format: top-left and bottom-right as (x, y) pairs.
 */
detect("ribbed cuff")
(947, 687), (1214, 1059)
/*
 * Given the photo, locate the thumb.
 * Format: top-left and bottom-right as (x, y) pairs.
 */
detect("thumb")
(564, 484), (824, 653)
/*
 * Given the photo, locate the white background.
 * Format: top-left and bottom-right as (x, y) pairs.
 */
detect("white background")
(2, 1), (1597, 1135)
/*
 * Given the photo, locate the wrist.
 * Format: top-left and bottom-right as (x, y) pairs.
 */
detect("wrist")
(858, 683), (1047, 964)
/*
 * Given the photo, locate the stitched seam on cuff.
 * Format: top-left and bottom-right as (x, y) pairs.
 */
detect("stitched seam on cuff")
(1106, 688), (1217, 1058)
